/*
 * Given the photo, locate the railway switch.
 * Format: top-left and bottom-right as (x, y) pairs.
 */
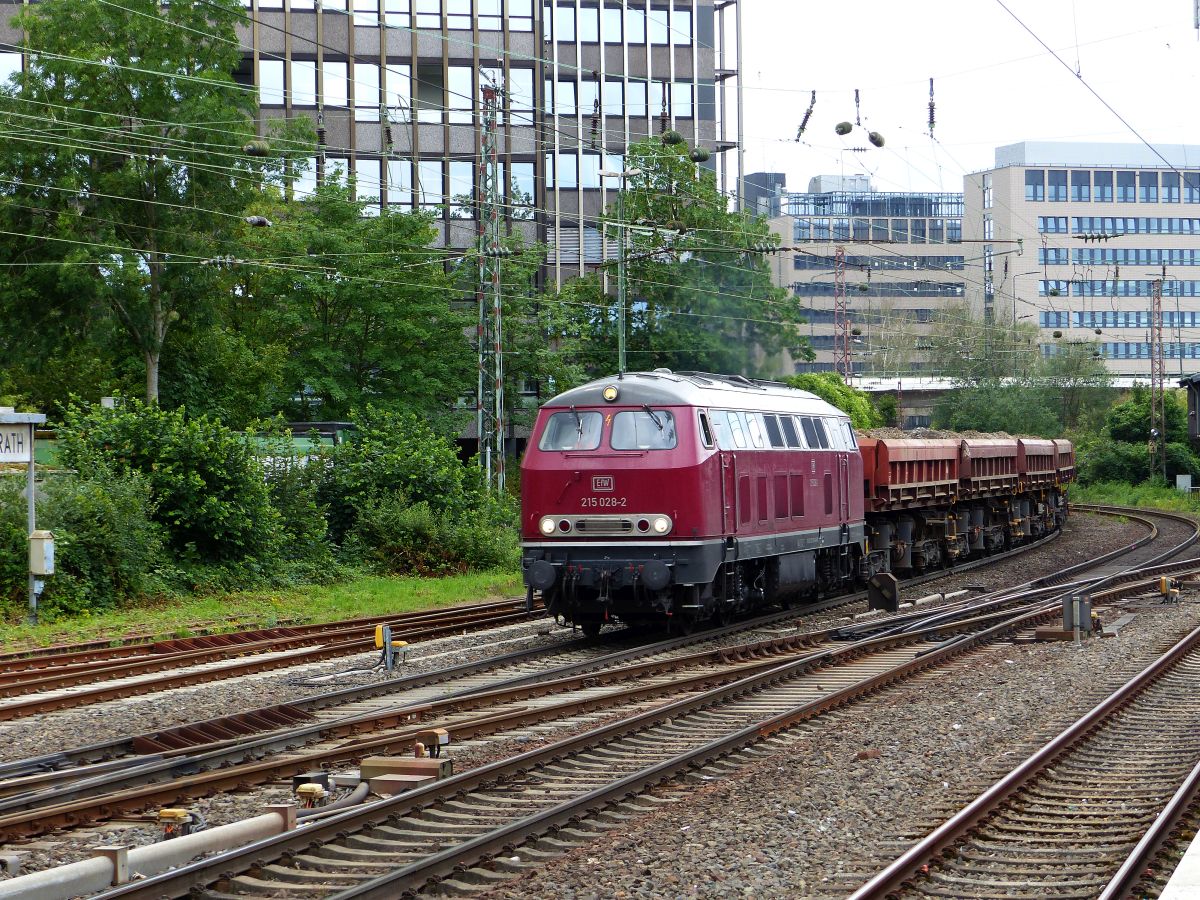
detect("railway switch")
(374, 624), (409, 672)
(157, 808), (199, 840)
(1159, 576), (1181, 604)
(295, 783), (328, 808)
(416, 728), (450, 758)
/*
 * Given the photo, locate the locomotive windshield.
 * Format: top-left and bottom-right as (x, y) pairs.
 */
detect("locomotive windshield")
(611, 409), (677, 450)
(539, 410), (603, 450)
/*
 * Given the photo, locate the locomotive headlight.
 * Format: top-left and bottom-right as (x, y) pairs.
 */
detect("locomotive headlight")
(539, 516), (556, 536)
(651, 516), (672, 534)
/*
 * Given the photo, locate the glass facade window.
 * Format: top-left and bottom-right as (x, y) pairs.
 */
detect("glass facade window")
(625, 6), (646, 42)
(671, 82), (693, 118)
(1093, 170), (1113, 202)
(353, 0), (379, 26)
(601, 80), (624, 115)
(415, 63), (444, 122)
(1117, 171), (1135, 202)
(648, 8), (669, 43)
(1186, 173), (1200, 203)
(475, 0), (499, 29)
(291, 60), (317, 106)
(552, 4), (576, 41)
(387, 159), (412, 209)
(508, 68), (535, 124)
(579, 153), (601, 188)
(890, 219), (908, 242)
(417, 159), (442, 208)
(448, 160), (473, 217)
(0, 52), (20, 84)
(1047, 170), (1067, 201)
(674, 9), (692, 42)
(446, 0), (471, 29)
(545, 78), (577, 116)
(414, 0), (440, 27)
(447, 66), (473, 123)
(929, 219), (944, 242)
(354, 62), (379, 121)
(602, 6), (622, 41)
(947, 220), (962, 242)
(982, 173), (993, 209)
(852, 218), (869, 240)
(1164, 172), (1181, 203)
(1025, 169), (1044, 201)
(259, 60), (285, 104)
(384, 64), (411, 120)
(577, 5), (599, 41)
(384, 0), (411, 27)
(508, 161), (535, 218)
(626, 80), (647, 117)
(1070, 170), (1090, 202)
(293, 157), (318, 199)
(871, 218), (888, 242)
(509, 0), (533, 31)
(545, 152), (578, 188)
(1037, 216), (1068, 233)
(355, 158), (380, 214)
(1139, 171), (1158, 203)
(910, 219), (927, 243)
(323, 61), (348, 108)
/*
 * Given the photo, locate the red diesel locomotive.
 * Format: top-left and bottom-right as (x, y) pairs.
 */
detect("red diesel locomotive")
(520, 370), (1074, 635)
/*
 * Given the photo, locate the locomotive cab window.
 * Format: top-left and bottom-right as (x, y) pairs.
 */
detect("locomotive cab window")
(720, 410), (747, 448)
(538, 410), (604, 450)
(842, 421), (857, 449)
(611, 409), (677, 450)
(810, 418), (830, 449)
(698, 411), (715, 449)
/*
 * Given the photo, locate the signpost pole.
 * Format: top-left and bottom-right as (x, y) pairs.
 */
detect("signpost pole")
(26, 423), (36, 625)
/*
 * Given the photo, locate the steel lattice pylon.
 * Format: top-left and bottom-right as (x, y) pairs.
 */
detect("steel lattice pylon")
(833, 245), (853, 378)
(476, 84), (505, 492)
(1150, 275), (1166, 481)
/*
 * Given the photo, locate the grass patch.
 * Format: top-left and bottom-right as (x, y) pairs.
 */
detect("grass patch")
(1074, 482), (1200, 516)
(0, 568), (523, 650)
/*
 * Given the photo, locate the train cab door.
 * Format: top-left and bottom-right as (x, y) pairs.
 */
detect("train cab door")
(838, 452), (850, 521)
(720, 451), (738, 535)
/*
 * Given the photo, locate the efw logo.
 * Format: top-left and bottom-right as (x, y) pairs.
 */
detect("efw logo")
(592, 476), (614, 492)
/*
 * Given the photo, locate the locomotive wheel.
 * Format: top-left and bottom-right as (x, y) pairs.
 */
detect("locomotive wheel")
(580, 619), (603, 639)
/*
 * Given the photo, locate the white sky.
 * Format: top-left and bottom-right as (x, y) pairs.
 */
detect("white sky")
(740, 0), (1200, 194)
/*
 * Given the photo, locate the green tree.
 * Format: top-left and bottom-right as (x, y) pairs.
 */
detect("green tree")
(933, 381), (1061, 436)
(785, 373), (882, 429)
(0, 0), (304, 403)
(1105, 385), (1188, 444)
(238, 181), (473, 422)
(583, 138), (808, 377)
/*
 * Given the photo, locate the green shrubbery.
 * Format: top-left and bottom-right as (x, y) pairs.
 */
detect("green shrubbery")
(0, 473), (165, 619)
(0, 401), (517, 621)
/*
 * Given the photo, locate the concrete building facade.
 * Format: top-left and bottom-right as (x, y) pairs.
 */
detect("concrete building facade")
(767, 179), (965, 378)
(0, 0), (742, 282)
(965, 141), (1200, 376)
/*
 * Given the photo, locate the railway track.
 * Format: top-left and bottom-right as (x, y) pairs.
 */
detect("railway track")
(850, 622), (1200, 900)
(0, 600), (542, 720)
(0, 510), (1140, 845)
(0, 506), (1188, 898)
(37, 508), (1183, 900)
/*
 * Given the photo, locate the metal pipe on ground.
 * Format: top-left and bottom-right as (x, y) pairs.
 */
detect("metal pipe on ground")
(0, 805), (296, 900)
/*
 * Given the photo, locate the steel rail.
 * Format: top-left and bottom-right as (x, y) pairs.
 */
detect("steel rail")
(91, 599), (1067, 900)
(1099, 757), (1200, 900)
(849, 622), (1200, 900)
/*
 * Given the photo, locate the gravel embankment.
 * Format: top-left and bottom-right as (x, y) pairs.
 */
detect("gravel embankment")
(484, 595), (1200, 900)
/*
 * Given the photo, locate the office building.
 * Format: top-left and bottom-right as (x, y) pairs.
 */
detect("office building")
(768, 178), (965, 376)
(965, 141), (1200, 376)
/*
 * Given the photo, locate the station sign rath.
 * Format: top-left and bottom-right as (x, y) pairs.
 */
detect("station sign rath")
(0, 424), (32, 463)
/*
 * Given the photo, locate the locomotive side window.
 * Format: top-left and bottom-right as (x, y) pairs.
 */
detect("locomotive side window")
(745, 413), (766, 449)
(611, 409), (677, 450)
(539, 410), (603, 451)
(763, 415), (786, 448)
(698, 412), (715, 449)
(725, 411), (748, 448)
(810, 418), (830, 449)
(780, 415), (801, 448)
(843, 421), (858, 449)
(799, 417), (819, 448)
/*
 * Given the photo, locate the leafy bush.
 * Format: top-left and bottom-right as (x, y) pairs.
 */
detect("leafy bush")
(320, 406), (500, 542)
(347, 498), (519, 576)
(785, 373), (882, 429)
(1077, 440), (1150, 486)
(0, 473), (164, 620)
(55, 400), (282, 565)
